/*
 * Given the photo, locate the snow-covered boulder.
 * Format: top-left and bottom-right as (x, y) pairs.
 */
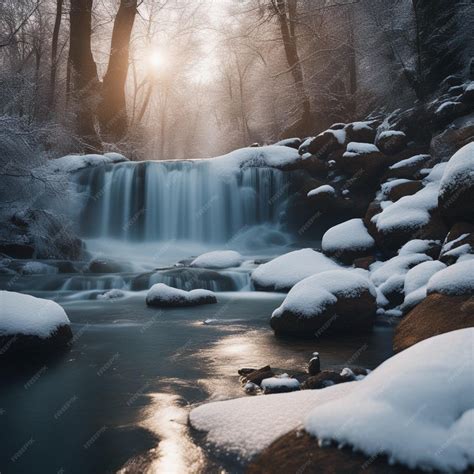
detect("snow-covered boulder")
(261, 375), (300, 394)
(190, 250), (243, 269)
(251, 249), (341, 292)
(397, 238), (441, 259)
(299, 129), (346, 158)
(344, 121), (377, 144)
(145, 283), (217, 307)
(21, 261), (58, 275)
(270, 270), (377, 336)
(375, 130), (407, 155)
(97, 289), (125, 300)
(273, 137), (301, 149)
(427, 260), (474, 296)
(0, 291), (72, 355)
(438, 142), (474, 223)
(386, 153), (431, 179)
(306, 328), (474, 473)
(440, 221), (474, 264)
(307, 184), (335, 198)
(46, 152), (128, 173)
(321, 218), (375, 264)
(338, 142), (385, 174)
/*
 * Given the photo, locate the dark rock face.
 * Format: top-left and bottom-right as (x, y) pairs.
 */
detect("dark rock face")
(247, 430), (441, 474)
(88, 258), (123, 274)
(376, 132), (407, 155)
(393, 293), (474, 353)
(0, 324), (73, 357)
(270, 289), (377, 337)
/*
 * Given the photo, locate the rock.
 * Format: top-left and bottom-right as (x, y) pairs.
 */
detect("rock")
(300, 130), (344, 159)
(249, 142), (260, 147)
(430, 113), (474, 162)
(242, 365), (275, 385)
(461, 82), (474, 104)
(329, 122), (346, 130)
(247, 430), (444, 474)
(353, 255), (375, 270)
(0, 243), (35, 259)
(440, 75), (464, 90)
(243, 382), (259, 395)
(386, 180), (423, 202)
(440, 221), (474, 264)
(438, 142), (474, 223)
(274, 137), (301, 149)
(301, 370), (348, 389)
(261, 375), (300, 394)
(308, 353), (321, 375)
(434, 100), (468, 126)
(88, 258), (123, 273)
(145, 283), (217, 308)
(376, 131), (407, 155)
(270, 270), (377, 337)
(345, 121), (377, 143)
(384, 153), (432, 180)
(337, 143), (386, 175)
(238, 367), (257, 376)
(393, 293), (474, 353)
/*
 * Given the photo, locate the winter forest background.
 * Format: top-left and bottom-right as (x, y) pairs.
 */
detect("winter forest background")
(1, 0), (473, 163)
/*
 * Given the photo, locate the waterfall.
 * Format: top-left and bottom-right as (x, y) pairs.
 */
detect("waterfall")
(78, 160), (291, 244)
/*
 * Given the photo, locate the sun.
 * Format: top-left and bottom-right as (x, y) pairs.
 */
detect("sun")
(148, 49), (167, 72)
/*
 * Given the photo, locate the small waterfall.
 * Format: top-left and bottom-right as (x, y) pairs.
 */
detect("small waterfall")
(78, 160), (290, 244)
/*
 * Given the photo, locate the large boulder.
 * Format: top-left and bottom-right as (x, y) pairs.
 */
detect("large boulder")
(386, 180), (424, 202)
(439, 221), (474, 264)
(0, 291), (72, 357)
(270, 270), (377, 337)
(384, 154), (431, 180)
(394, 293), (473, 352)
(336, 142), (385, 175)
(438, 142), (474, 223)
(299, 130), (346, 159)
(321, 218), (375, 264)
(344, 121), (378, 143)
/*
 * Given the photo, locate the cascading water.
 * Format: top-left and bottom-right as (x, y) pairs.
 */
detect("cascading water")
(77, 160), (291, 245)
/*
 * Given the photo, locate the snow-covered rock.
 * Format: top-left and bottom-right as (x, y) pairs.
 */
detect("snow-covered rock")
(321, 218), (374, 264)
(271, 269), (377, 336)
(21, 261), (58, 275)
(46, 152), (128, 173)
(190, 250), (243, 269)
(307, 184), (335, 198)
(189, 382), (355, 460)
(273, 137), (301, 149)
(344, 142), (379, 157)
(427, 260), (474, 296)
(251, 249), (341, 292)
(261, 375), (300, 394)
(439, 142), (474, 222)
(305, 328), (474, 473)
(0, 291), (72, 355)
(97, 289), (125, 300)
(397, 238), (440, 258)
(145, 283), (217, 307)
(375, 130), (407, 155)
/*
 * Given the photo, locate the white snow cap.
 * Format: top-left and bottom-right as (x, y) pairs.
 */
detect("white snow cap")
(305, 328), (474, 473)
(190, 250), (243, 269)
(272, 269), (376, 319)
(398, 239), (439, 256)
(47, 153), (127, 173)
(307, 185), (335, 197)
(439, 142), (474, 199)
(322, 218), (374, 253)
(389, 154), (430, 170)
(0, 291), (70, 338)
(344, 142), (379, 156)
(146, 283), (215, 305)
(427, 260), (474, 295)
(251, 249), (340, 290)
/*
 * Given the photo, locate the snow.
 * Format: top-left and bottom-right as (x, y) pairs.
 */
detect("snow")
(439, 142), (474, 199)
(443, 234), (469, 253)
(379, 179), (411, 198)
(398, 239), (439, 256)
(389, 154), (430, 170)
(21, 261), (58, 275)
(435, 100), (462, 114)
(272, 269), (376, 319)
(328, 128), (346, 145)
(190, 250), (243, 269)
(261, 375), (300, 391)
(421, 162), (448, 183)
(402, 260), (446, 308)
(146, 283), (216, 305)
(322, 218), (374, 253)
(370, 253), (431, 287)
(189, 382), (355, 459)
(97, 289), (125, 300)
(427, 260), (474, 295)
(372, 182), (439, 232)
(378, 130), (405, 139)
(46, 153), (128, 173)
(0, 291), (70, 338)
(251, 249), (341, 291)
(305, 328), (474, 473)
(344, 142), (379, 156)
(213, 145), (301, 170)
(307, 184), (335, 197)
(274, 137), (299, 147)
(349, 121), (374, 131)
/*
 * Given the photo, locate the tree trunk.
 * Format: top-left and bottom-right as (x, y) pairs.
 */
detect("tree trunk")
(99, 0), (138, 140)
(49, 0), (63, 109)
(274, 0), (311, 134)
(69, 0), (101, 150)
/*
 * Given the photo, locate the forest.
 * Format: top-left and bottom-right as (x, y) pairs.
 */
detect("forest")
(0, 1), (473, 473)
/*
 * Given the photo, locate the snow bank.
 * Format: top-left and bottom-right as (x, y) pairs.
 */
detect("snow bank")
(307, 185), (335, 197)
(190, 250), (243, 269)
(0, 291), (70, 338)
(46, 152), (128, 173)
(272, 269), (376, 319)
(305, 328), (474, 473)
(322, 218), (374, 253)
(251, 249), (341, 291)
(439, 142), (474, 199)
(427, 260), (474, 295)
(146, 283), (216, 307)
(189, 382), (355, 459)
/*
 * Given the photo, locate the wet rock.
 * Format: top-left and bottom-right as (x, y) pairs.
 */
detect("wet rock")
(242, 365), (275, 385)
(308, 353), (321, 375)
(238, 367), (257, 376)
(394, 293), (474, 353)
